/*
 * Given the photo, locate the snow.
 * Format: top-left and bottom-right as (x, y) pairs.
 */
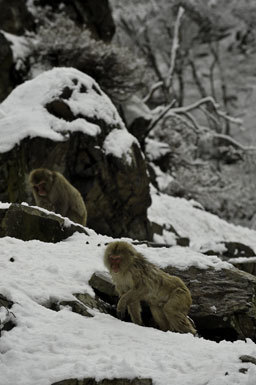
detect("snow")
(148, 185), (256, 253)
(0, 67), (125, 153)
(2, 32), (31, 62)
(150, 163), (174, 191)
(145, 138), (171, 161)
(0, 230), (256, 385)
(103, 128), (140, 165)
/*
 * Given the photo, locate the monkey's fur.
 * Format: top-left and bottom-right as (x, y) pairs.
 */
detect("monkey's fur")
(29, 168), (87, 226)
(104, 241), (196, 335)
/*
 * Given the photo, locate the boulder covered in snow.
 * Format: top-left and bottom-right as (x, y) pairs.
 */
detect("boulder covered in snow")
(0, 68), (151, 240)
(0, 203), (88, 242)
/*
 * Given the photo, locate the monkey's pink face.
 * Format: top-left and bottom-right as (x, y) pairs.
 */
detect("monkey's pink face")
(109, 255), (122, 273)
(33, 181), (47, 196)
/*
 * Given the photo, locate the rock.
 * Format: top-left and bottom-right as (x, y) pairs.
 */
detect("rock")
(164, 265), (256, 341)
(149, 220), (190, 247)
(239, 355), (256, 366)
(89, 266), (256, 341)
(36, 0), (115, 41)
(203, 241), (256, 276)
(89, 272), (117, 299)
(0, 0), (34, 35)
(0, 33), (14, 102)
(52, 378), (152, 385)
(59, 293), (113, 318)
(0, 204), (88, 243)
(0, 294), (15, 336)
(0, 68), (151, 241)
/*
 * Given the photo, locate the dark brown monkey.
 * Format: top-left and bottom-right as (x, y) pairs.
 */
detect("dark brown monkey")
(29, 168), (87, 226)
(104, 241), (196, 335)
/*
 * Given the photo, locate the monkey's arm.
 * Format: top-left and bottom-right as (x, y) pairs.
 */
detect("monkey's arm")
(50, 179), (69, 216)
(117, 286), (147, 318)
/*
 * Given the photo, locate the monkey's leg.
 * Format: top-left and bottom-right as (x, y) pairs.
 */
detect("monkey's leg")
(127, 302), (143, 326)
(150, 305), (169, 331)
(163, 304), (196, 335)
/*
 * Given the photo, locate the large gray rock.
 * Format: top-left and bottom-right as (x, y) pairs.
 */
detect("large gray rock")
(0, 204), (88, 243)
(89, 266), (256, 341)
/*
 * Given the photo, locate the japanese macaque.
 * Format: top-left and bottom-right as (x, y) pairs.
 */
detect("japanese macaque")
(29, 168), (87, 226)
(104, 241), (196, 335)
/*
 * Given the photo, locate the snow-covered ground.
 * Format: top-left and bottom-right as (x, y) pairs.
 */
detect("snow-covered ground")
(149, 185), (256, 254)
(0, 225), (256, 385)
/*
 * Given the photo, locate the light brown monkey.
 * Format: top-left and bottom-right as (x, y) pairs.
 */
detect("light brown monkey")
(29, 168), (87, 226)
(104, 241), (196, 335)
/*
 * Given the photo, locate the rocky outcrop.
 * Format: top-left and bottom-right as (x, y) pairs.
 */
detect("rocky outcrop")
(0, 33), (14, 102)
(35, 0), (115, 41)
(89, 266), (256, 342)
(0, 204), (88, 243)
(202, 241), (256, 276)
(0, 0), (34, 35)
(0, 68), (151, 240)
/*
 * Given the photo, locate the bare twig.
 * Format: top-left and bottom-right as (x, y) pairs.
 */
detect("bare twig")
(176, 111), (203, 133)
(143, 81), (164, 103)
(166, 6), (185, 89)
(145, 99), (176, 136)
(209, 42), (231, 134)
(171, 96), (242, 127)
(143, 6), (185, 103)
(211, 133), (256, 151)
(189, 57), (208, 98)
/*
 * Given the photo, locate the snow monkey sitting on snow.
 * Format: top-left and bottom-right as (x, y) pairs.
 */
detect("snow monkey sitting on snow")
(29, 168), (87, 226)
(104, 241), (196, 334)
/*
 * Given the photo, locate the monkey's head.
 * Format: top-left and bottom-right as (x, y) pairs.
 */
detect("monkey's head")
(29, 168), (54, 196)
(104, 241), (137, 274)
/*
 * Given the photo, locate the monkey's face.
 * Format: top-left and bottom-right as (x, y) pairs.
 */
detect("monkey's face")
(104, 241), (135, 274)
(29, 168), (54, 197)
(109, 255), (122, 273)
(33, 181), (47, 196)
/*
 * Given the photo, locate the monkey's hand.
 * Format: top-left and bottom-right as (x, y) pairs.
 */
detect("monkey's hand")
(117, 298), (127, 319)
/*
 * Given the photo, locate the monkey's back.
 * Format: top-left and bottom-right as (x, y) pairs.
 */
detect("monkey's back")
(112, 252), (192, 308)
(52, 172), (87, 225)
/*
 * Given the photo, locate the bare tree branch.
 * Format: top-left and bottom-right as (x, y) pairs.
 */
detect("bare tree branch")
(145, 99), (176, 136)
(166, 6), (185, 89)
(171, 96), (242, 127)
(211, 133), (256, 151)
(143, 81), (164, 103)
